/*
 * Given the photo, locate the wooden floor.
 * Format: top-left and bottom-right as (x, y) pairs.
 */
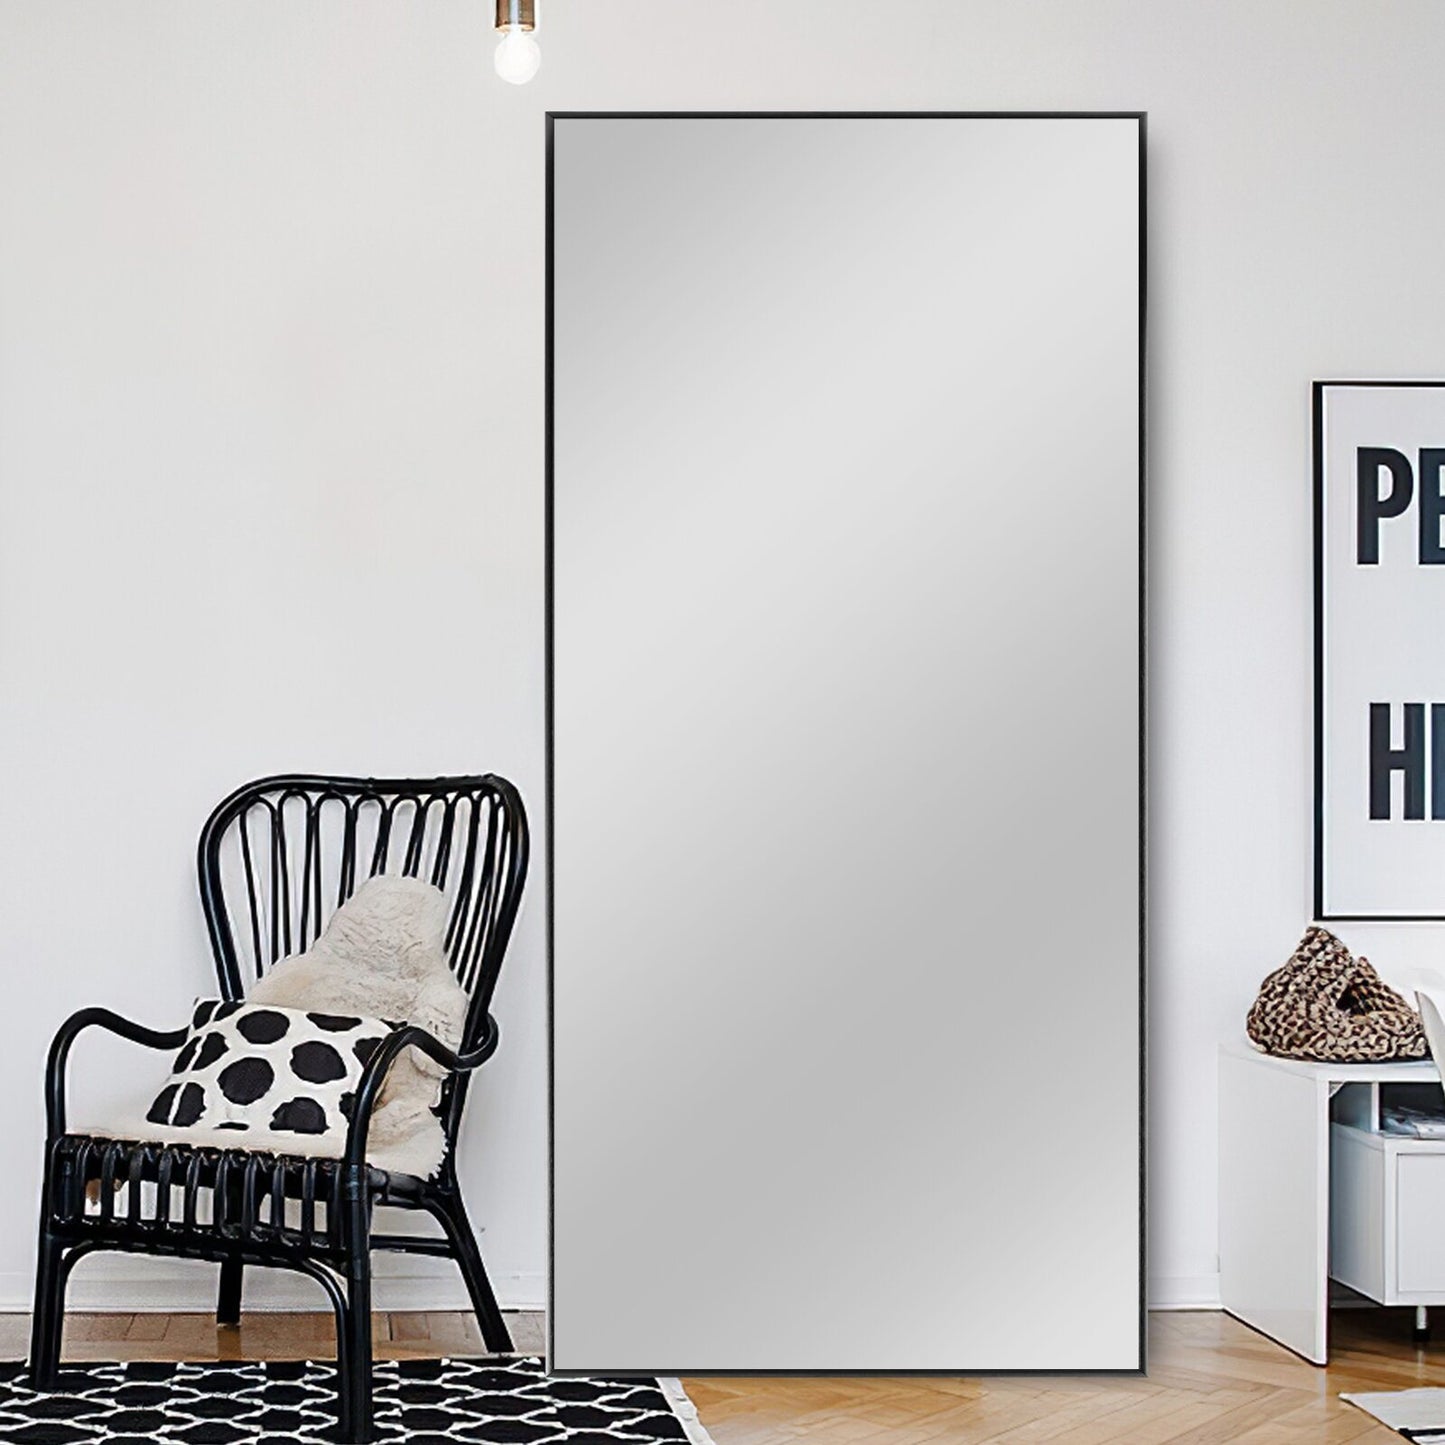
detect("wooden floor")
(686, 1311), (1445, 1445)
(0, 1308), (546, 1363)
(0, 1307), (1439, 1442)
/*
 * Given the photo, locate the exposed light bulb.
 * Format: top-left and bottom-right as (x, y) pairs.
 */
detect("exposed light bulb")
(495, 25), (541, 84)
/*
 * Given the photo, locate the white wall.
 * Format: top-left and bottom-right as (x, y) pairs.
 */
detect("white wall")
(3, 0), (1445, 1316)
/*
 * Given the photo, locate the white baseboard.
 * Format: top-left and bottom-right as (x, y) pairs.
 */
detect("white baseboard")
(1148, 1274), (1222, 1311)
(0, 1258), (545, 1314)
(0, 1260), (1209, 1320)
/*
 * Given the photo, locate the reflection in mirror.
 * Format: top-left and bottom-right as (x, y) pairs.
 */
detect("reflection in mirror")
(549, 113), (1143, 1373)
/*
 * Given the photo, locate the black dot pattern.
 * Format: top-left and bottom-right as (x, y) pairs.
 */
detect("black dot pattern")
(270, 1097), (328, 1134)
(146, 1085), (178, 1126)
(172, 1082), (206, 1127)
(308, 1012), (361, 1032)
(291, 1041), (345, 1084)
(142, 1002), (394, 1143)
(218, 1058), (274, 1106)
(0, 1358), (697, 1443)
(236, 1010), (290, 1045)
(194, 1033), (229, 1070)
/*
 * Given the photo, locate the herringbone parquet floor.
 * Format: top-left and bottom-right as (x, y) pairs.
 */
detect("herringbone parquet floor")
(0, 1307), (1435, 1442)
(685, 1310), (1439, 1444)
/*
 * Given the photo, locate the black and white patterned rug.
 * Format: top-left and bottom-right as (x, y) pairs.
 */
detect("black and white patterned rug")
(0, 1357), (714, 1444)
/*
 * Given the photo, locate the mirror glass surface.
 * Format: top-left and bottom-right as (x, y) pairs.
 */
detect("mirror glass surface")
(549, 114), (1142, 1372)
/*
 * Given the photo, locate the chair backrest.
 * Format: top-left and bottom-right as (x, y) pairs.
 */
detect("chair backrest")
(197, 773), (529, 1059)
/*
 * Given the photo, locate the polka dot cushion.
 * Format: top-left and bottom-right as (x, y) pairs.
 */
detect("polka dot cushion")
(145, 999), (397, 1141)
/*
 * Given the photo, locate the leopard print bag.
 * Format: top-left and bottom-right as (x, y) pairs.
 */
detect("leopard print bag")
(1246, 925), (1428, 1062)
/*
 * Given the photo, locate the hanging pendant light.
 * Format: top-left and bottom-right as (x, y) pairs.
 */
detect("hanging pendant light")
(495, 0), (541, 85)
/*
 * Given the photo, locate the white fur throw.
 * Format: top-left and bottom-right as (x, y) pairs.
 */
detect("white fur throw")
(85, 875), (467, 1179)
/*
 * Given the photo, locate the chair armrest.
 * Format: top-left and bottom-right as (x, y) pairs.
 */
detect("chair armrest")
(343, 1015), (499, 1171)
(45, 1007), (189, 1139)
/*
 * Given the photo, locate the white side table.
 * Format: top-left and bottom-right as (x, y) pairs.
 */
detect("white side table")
(1218, 1040), (1440, 1362)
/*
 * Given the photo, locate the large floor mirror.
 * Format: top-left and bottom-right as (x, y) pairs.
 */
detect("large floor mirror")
(548, 112), (1144, 1373)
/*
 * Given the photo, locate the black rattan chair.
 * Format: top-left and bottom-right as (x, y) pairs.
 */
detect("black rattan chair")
(28, 773), (528, 1444)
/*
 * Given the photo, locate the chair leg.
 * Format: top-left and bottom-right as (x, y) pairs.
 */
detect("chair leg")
(435, 1193), (512, 1354)
(342, 1266), (373, 1443)
(27, 1230), (66, 1390)
(217, 1255), (243, 1327)
(334, 1295), (353, 1443)
(341, 1189), (374, 1445)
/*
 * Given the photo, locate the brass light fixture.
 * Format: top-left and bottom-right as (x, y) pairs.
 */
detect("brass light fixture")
(495, 0), (540, 85)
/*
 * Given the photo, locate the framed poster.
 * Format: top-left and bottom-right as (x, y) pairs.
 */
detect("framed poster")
(1316, 380), (1445, 920)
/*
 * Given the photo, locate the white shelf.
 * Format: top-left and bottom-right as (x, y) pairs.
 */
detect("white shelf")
(1221, 1038), (1439, 1084)
(1332, 1121), (1445, 1304)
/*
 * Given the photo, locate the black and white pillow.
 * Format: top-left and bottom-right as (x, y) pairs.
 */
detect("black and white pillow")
(146, 999), (396, 1141)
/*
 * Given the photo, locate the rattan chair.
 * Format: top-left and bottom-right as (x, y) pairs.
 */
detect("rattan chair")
(28, 773), (529, 1444)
